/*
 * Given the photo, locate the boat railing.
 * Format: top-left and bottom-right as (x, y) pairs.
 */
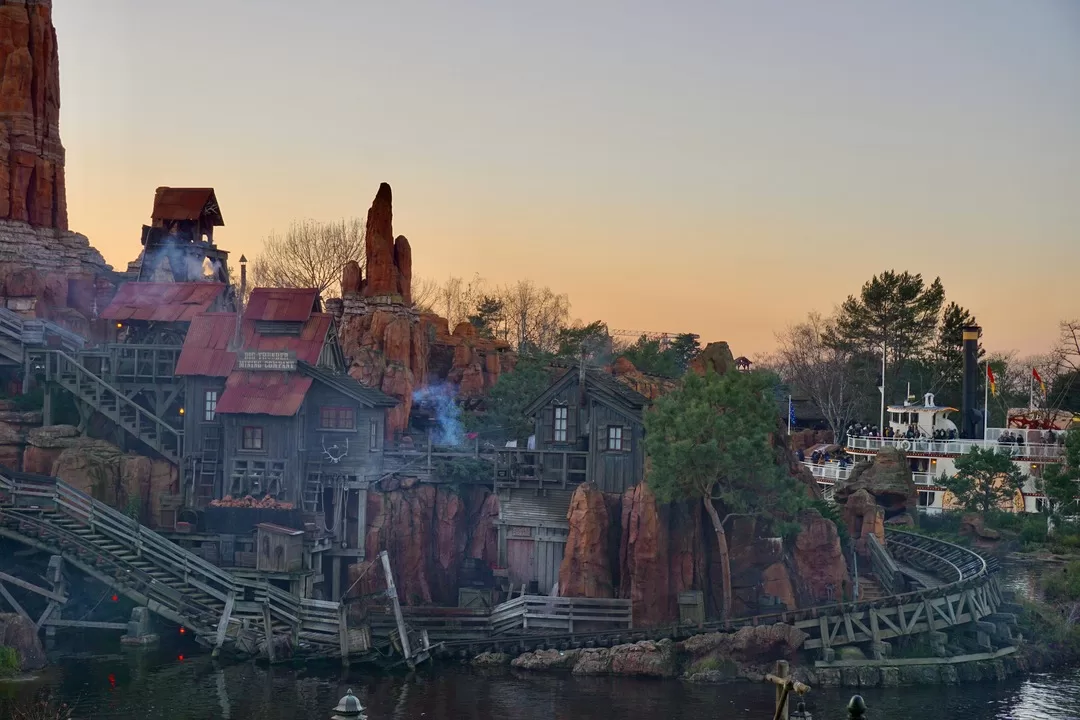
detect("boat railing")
(846, 435), (1065, 459)
(801, 461), (852, 482)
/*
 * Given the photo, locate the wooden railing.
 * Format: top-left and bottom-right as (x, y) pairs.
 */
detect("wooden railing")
(75, 344), (183, 385)
(34, 349), (183, 462)
(490, 595), (633, 635)
(0, 469), (348, 652)
(866, 533), (904, 595)
(493, 449), (590, 490)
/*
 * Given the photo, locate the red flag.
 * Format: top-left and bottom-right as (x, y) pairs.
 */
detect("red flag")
(987, 365), (997, 396)
(1033, 367), (1046, 396)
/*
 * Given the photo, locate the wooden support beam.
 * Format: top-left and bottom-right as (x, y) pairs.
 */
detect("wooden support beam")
(338, 602), (350, 666)
(36, 600), (59, 629)
(380, 550), (411, 661)
(262, 603), (275, 662)
(0, 581), (31, 621)
(0, 570), (67, 603)
(213, 593), (235, 653)
(44, 619), (128, 631)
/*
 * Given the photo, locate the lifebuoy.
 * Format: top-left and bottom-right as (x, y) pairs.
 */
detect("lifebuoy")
(899, 440), (911, 451)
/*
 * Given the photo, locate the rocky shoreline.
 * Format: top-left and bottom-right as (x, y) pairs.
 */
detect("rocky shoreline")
(470, 621), (1079, 690)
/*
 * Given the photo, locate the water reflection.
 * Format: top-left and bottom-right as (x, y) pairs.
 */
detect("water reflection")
(1, 656), (1076, 720)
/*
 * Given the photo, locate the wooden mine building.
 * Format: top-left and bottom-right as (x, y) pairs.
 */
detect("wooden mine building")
(494, 362), (649, 593)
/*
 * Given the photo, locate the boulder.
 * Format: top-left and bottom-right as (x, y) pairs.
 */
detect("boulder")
(959, 513), (1002, 547)
(511, 648), (581, 671)
(834, 447), (917, 520)
(689, 342), (736, 376)
(842, 488), (886, 555)
(0, 612), (46, 670)
(22, 423), (78, 474)
(679, 623), (808, 663)
(53, 438), (125, 505)
(558, 484), (614, 598)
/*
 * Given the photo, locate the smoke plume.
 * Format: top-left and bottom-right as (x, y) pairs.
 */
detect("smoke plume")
(412, 383), (465, 447)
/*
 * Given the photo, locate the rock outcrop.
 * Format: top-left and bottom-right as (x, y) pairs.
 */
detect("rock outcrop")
(689, 341), (736, 376)
(791, 509), (851, 604)
(348, 482), (499, 607)
(0, 1), (115, 328)
(834, 448), (918, 547)
(20, 427), (176, 525)
(0, 612), (46, 671)
(558, 483), (615, 598)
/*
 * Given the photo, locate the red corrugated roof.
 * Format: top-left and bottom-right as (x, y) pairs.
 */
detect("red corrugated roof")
(101, 282), (226, 322)
(244, 288), (320, 323)
(152, 187), (224, 226)
(174, 313), (238, 377)
(215, 372), (312, 416)
(176, 310), (333, 377)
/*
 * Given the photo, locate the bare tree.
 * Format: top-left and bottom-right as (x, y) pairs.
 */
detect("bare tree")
(250, 218), (364, 298)
(432, 274), (487, 329)
(773, 312), (875, 439)
(1053, 320), (1080, 375)
(410, 275), (439, 313)
(499, 279), (570, 353)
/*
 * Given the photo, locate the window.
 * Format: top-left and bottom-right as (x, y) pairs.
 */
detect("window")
(553, 406), (568, 443)
(918, 491), (936, 508)
(1035, 497), (1047, 513)
(369, 419), (379, 451)
(320, 406), (355, 430)
(607, 426), (623, 451)
(204, 390), (218, 422)
(242, 426), (264, 450)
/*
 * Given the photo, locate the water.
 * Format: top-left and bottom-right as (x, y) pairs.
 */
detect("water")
(2, 651), (1079, 720)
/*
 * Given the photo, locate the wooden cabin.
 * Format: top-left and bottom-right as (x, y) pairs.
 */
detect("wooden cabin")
(494, 362), (649, 594)
(175, 287), (397, 519)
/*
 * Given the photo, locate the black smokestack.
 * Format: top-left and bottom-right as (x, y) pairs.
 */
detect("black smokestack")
(960, 325), (981, 439)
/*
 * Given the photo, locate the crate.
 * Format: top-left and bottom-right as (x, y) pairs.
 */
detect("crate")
(678, 590), (705, 627)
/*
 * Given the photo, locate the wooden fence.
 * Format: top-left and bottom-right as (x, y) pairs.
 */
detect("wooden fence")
(490, 595), (632, 635)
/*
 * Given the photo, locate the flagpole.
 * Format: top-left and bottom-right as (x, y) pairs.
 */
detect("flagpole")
(787, 395), (792, 436)
(983, 361), (989, 441)
(1029, 371), (1034, 411)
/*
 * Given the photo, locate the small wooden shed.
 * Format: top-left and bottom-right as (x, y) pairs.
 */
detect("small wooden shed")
(255, 523), (305, 573)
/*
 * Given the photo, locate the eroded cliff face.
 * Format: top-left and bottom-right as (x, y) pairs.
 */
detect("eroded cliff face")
(558, 482), (850, 627)
(347, 482), (499, 606)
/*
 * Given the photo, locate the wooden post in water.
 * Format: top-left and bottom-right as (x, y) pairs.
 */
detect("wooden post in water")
(765, 660), (810, 720)
(380, 550), (411, 661)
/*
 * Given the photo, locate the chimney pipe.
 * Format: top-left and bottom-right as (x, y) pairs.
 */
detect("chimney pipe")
(960, 325), (981, 439)
(233, 255), (247, 351)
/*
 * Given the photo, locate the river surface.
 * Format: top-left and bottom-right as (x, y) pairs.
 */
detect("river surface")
(1, 561), (1076, 720)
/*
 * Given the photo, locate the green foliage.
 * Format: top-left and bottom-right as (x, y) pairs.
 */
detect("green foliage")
(1050, 370), (1080, 413)
(619, 333), (700, 378)
(1042, 561), (1080, 603)
(124, 496), (141, 520)
(644, 369), (806, 519)
(1043, 430), (1080, 519)
(831, 270), (946, 366)
(927, 302), (983, 408)
(554, 321), (611, 362)
(432, 457), (491, 487)
(1017, 598), (1080, 655)
(469, 353), (552, 442)
(467, 295), (505, 339)
(686, 655), (739, 677)
(0, 646), (18, 675)
(940, 446), (1025, 515)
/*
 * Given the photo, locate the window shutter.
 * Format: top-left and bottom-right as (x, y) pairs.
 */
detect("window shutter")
(624, 427), (633, 452)
(567, 405), (578, 443)
(543, 406), (554, 444)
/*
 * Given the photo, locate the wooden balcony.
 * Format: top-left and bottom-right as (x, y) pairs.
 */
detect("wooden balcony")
(493, 449), (589, 490)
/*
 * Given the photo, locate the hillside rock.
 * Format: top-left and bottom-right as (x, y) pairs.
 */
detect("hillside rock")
(679, 623), (808, 663)
(792, 509), (851, 605)
(558, 484), (615, 598)
(689, 342), (736, 376)
(834, 447), (917, 522)
(0, 612), (46, 670)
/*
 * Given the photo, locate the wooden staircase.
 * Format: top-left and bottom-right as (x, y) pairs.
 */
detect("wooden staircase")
(0, 468), (352, 656)
(32, 349), (182, 463)
(854, 574), (886, 602)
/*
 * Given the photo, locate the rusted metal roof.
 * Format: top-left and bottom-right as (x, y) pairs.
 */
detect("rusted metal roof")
(101, 282), (226, 322)
(244, 288), (321, 323)
(255, 523), (304, 536)
(215, 371), (313, 416)
(174, 312), (239, 377)
(152, 187), (224, 226)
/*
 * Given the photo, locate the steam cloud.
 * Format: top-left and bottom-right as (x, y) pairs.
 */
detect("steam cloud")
(144, 236), (220, 282)
(412, 384), (465, 447)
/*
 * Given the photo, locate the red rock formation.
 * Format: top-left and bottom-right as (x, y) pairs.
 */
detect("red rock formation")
(0, 0), (65, 229)
(341, 259), (361, 296)
(608, 357), (676, 400)
(357, 483), (497, 606)
(559, 484), (615, 598)
(362, 183), (411, 300)
(689, 342), (736, 376)
(791, 509), (851, 605)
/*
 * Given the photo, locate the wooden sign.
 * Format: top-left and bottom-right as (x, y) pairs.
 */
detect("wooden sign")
(237, 350), (296, 372)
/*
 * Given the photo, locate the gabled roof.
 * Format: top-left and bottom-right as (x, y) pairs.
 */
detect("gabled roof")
(152, 187), (224, 226)
(215, 371), (313, 416)
(245, 288), (321, 323)
(522, 362), (650, 423)
(299, 361), (398, 408)
(175, 311), (334, 377)
(101, 282), (226, 322)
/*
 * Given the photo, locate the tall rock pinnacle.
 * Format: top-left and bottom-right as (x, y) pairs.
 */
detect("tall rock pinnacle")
(0, 0), (67, 229)
(361, 182), (411, 302)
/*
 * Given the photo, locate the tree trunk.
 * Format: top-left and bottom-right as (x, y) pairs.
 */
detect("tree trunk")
(703, 495), (733, 620)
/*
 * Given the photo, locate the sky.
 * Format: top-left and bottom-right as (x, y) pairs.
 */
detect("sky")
(54, 1), (1080, 358)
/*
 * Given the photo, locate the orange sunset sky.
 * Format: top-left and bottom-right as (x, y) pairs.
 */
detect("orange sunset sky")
(53, 2), (1079, 358)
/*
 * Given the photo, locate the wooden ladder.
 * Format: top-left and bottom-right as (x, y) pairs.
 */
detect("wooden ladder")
(196, 427), (222, 505)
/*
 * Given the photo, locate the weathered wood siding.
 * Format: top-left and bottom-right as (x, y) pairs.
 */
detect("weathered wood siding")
(587, 400), (643, 494)
(300, 381), (386, 483)
(532, 377), (584, 449)
(182, 376), (226, 459)
(222, 413), (302, 501)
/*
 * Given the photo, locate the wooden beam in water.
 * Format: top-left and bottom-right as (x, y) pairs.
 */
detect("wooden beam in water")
(0, 570), (67, 603)
(0, 581), (31, 622)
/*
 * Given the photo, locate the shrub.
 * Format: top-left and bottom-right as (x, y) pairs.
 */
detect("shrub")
(0, 645), (18, 675)
(1042, 561), (1080, 604)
